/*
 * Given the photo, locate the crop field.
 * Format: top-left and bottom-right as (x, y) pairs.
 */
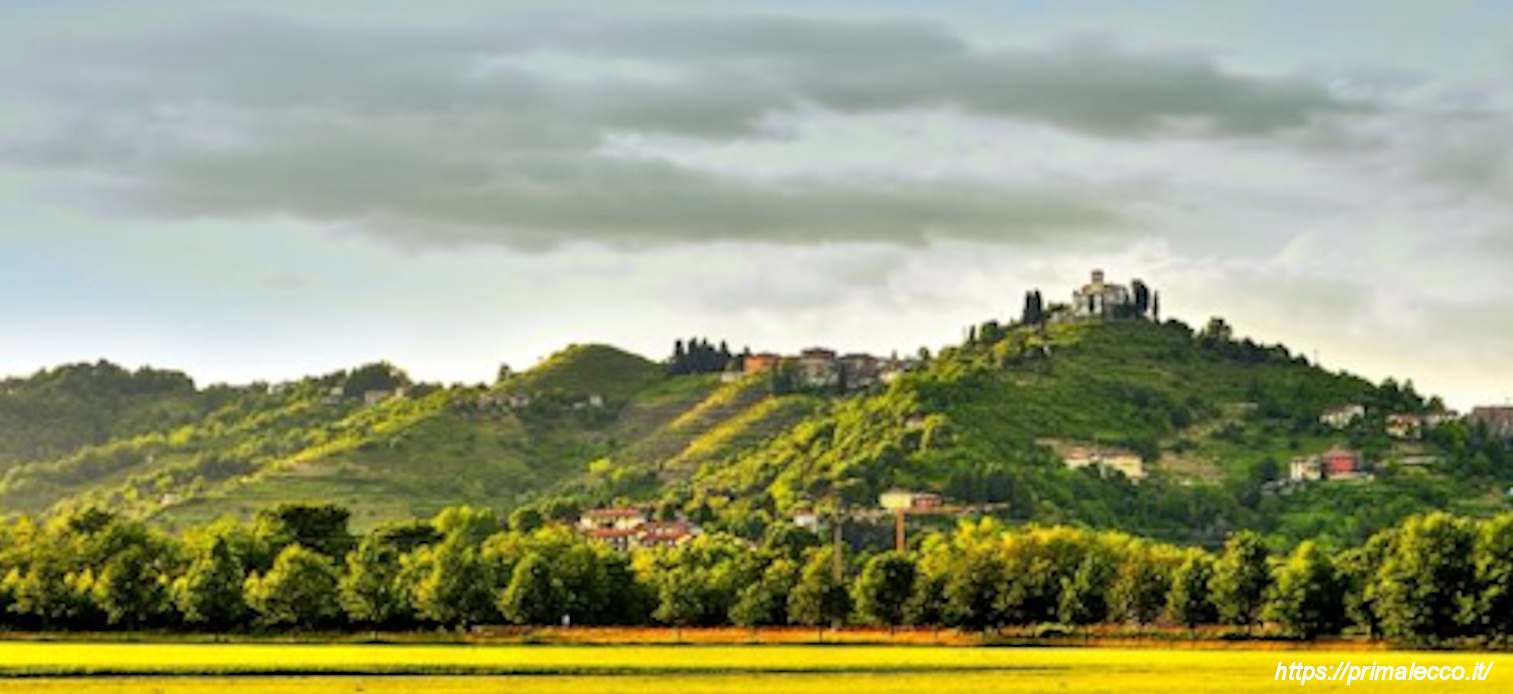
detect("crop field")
(0, 642), (1501, 693)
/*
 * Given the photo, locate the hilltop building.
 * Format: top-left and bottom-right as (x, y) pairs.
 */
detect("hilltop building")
(743, 353), (781, 376)
(1469, 406), (1513, 438)
(1072, 270), (1132, 319)
(797, 348), (840, 389)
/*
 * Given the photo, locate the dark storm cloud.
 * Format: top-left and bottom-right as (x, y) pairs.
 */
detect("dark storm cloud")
(0, 13), (1367, 249)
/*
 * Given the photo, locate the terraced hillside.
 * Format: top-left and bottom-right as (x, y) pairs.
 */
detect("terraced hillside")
(2, 319), (1508, 545)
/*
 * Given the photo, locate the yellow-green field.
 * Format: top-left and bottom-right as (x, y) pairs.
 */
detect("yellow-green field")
(0, 643), (1501, 693)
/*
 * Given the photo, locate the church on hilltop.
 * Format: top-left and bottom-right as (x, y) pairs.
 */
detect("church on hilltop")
(1072, 269), (1145, 319)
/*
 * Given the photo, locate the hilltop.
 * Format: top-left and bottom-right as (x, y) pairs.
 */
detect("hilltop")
(0, 304), (1508, 546)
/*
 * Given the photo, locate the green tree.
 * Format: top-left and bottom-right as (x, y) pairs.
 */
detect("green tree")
(500, 553), (558, 625)
(411, 537), (501, 627)
(253, 503), (354, 560)
(1471, 513), (1513, 643)
(1266, 541), (1344, 639)
(92, 544), (172, 629)
(788, 548), (851, 630)
(730, 556), (798, 628)
(340, 536), (413, 627)
(1059, 550), (1116, 626)
(245, 544), (341, 629)
(853, 552), (917, 629)
(1374, 512), (1476, 643)
(1108, 549), (1172, 625)
(508, 507), (545, 534)
(1211, 531), (1271, 630)
(1337, 529), (1394, 638)
(1166, 550), (1217, 629)
(172, 536), (249, 630)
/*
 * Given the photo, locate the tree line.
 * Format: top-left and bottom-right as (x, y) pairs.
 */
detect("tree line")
(1, 503), (1510, 645)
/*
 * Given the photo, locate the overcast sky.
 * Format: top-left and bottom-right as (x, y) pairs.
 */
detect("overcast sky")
(2, 1), (1511, 409)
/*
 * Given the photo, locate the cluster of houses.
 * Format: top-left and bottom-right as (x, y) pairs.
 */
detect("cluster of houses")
(316, 385), (411, 407)
(474, 392), (605, 411)
(1289, 447), (1369, 483)
(576, 507), (702, 552)
(1319, 402), (1513, 441)
(728, 349), (917, 390)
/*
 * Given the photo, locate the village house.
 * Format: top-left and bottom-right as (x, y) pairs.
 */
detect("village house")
(577, 507), (647, 532)
(1062, 447), (1147, 481)
(1320, 404), (1366, 429)
(1325, 447), (1373, 480)
(1386, 411), (1457, 439)
(636, 520), (700, 549)
(879, 489), (944, 511)
(743, 352), (781, 377)
(1289, 448), (1370, 482)
(1071, 269), (1132, 319)
(1469, 406), (1513, 439)
(577, 508), (701, 551)
(839, 353), (880, 388)
(797, 348), (840, 389)
(1289, 456), (1323, 482)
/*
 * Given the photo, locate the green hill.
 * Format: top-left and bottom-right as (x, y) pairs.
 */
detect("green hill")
(0, 318), (1507, 545)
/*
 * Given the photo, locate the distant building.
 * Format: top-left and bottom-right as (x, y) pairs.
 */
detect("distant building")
(797, 348), (840, 389)
(577, 507), (647, 532)
(587, 527), (638, 552)
(1322, 448), (1363, 478)
(879, 489), (944, 511)
(1062, 447), (1147, 481)
(1469, 406), (1513, 438)
(1071, 269), (1132, 319)
(637, 520), (700, 549)
(1320, 404), (1366, 429)
(1289, 456), (1323, 482)
(744, 353), (781, 376)
(839, 354), (880, 389)
(578, 508), (700, 551)
(1386, 411), (1456, 439)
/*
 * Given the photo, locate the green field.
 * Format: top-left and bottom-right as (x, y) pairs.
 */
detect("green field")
(0, 643), (1501, 693)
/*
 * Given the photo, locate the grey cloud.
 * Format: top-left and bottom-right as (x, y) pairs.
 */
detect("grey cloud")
(1, 13), (1366, 249)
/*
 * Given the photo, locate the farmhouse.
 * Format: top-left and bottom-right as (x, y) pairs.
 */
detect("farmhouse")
(1062, 447), (1147, 481)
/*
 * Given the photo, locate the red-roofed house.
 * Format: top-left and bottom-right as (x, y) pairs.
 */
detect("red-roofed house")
(1322, 448), (1362, 478)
